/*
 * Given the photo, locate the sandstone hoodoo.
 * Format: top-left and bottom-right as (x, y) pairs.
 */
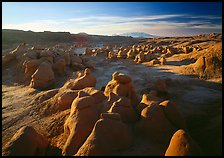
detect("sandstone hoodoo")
(2, 126), (50, 156)
(165, 129), (202, 156)
(104, 72), (139, 109)
(108, 97), (138, 123)
(69, 68), (97, 90)
(75, 113), (133, 156)
(62, 91), (100, 156)
(134, 102), (178, 152)
(30, 61), (56, 89)
(2, 29), (222, 156)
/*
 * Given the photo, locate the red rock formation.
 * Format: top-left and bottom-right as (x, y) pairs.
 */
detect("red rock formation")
(2, 126), (49, 156)
(52, 58), (66, 76)
(165, 129), (202, 156)
(108, 97), (138, 123)
(30, 61), (55, 89)
(69, 68), (96, 90)
(104, 72), (139, 109)
(75, 113), (133, 156)
(62, 91), (99, 156)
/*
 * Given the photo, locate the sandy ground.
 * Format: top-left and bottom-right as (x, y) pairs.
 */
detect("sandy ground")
(2, 54), (222, 155)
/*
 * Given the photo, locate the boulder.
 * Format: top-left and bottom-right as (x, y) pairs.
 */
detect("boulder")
(69, 68), (96, 90)
(2, 126), (49, 156)
(24, 59), (44, 80)
(193, 56), (206, 78)
(53, 58), (66, 76)
(134, 52), (145, 63)
(149, 59), (160, 65)
(117, 49), (127, 59)
(165, 129), (202, 156)
(159, 100), (186, 129)
(56, 89), (79, 111)
(127, 49), (135, 59)
(160, 57), (166, 65)
(30, 61), (55, 89)
(75, 113), (133, 156)
(104, 72), (139, 109)
(134, 102), (177, 151)
(108, 97), (138, 123)
(107, 51), (117, 59)
(81, 87), (107, 104)
(62, 91), (99, 156)
(137, 90), (162, 115)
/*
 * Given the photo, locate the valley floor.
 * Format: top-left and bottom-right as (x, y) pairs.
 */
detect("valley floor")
(2, 55), (222, 155)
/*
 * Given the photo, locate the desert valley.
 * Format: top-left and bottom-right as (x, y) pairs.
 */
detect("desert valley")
(2, 29), (222, 156)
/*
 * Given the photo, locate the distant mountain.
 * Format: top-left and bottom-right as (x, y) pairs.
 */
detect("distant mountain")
(113, 32), (162, 38)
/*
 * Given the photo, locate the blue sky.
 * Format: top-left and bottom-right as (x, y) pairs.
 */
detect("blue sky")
(2, 2), (222, 37)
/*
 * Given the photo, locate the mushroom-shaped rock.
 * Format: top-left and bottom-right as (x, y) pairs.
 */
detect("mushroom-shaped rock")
(62, 91), (99, 156)
(56, 89), (79, 111)
(113, 73), (132, 84)
(70, 68), (96, 90)
(53, 58), (66, 76)
(149, 58), (161, 65)
(160, 57), (166, 65)
(134, 102), (177, 151)
(137, 90), (162, 115)
(108, 97), (138, 123)
(104, 72), (139, 109)
(117, 49), (127, 59)
(193, 56), (206, 77)
(75, 113), (133, 156)
(107, 51), (117, 59)
(165, 129), (202, 156)
(2, 126), (49, 156)
(81, 87), (107, 104)
(134, 52), (145, 63)
(24, 59), (44, 80)
(127, 49), (135, 59)
(30, 61), (55, 89)
(159, 100), (186, 129)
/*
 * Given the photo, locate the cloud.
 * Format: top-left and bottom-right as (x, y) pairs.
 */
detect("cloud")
(2, 14), (222, 36)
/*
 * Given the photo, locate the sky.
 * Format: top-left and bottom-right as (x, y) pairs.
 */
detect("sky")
(2, 2), (222, 37)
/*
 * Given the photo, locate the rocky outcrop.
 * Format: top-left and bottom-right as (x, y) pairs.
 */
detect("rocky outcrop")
(2, 126), (49, 156)
(62, 91), (99, 156)
(165, 129), (202, 156)
(104, 72), (139, 109)
(68, 68), (96, 90)
(75, 113), (133, 156)
(30, 61), (55, 89)
(108, 97), (138, 123)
